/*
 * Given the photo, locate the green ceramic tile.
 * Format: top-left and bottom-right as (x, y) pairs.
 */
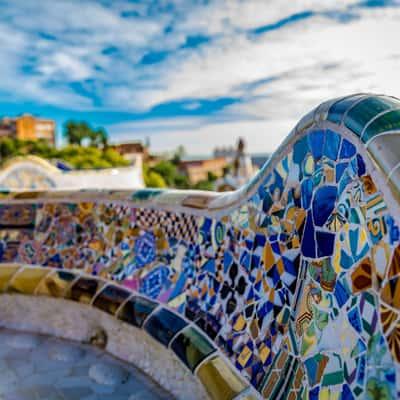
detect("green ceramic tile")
(117, 296), (158, 328)
(327, 94), (366, 125)
(362, 109), (400, 143)
(144, 307), (187, 347)
(344, 96), (396, 136)
(170, 326), (216, 372)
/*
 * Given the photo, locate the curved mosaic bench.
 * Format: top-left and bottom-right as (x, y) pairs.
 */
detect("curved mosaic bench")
(0, 154), (145, 190)
(1, 93), (400, 399)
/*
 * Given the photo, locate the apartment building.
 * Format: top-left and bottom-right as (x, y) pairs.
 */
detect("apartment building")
(0, 114), (55, 145)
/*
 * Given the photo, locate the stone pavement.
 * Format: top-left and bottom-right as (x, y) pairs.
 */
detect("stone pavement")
(0, 328), (173, 400)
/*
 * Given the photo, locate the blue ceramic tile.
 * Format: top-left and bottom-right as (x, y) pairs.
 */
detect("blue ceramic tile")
(334, 280), (350, 308)
(293, 136), (309, 165)
(324, 129), (341, 160)
(335, 162), (348, 183)
(140, 265), (169, 299)
(301, 212), (316, 258)
(316, 231), (335, 257)
(356, 154), (366, 177)
(339, 139), (356, 159)
(308, 130), (325, 160)
(117, 296), (158, 328)
(144, 307), (188, 347)
(301, 178), (313, 209)
(312, 186), (337, 227)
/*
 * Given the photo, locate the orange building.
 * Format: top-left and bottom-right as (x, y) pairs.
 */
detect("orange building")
(0, 115), (55, 146)
(178, 157), (228, 184)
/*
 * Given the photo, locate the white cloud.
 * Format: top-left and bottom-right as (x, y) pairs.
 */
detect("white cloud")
(137, 8), (400, 108)
(121, 4), (400, 154)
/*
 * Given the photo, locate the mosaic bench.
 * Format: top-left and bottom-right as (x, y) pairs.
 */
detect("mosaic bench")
(0, 154), (145, 190)
(0, 93), (400, 399)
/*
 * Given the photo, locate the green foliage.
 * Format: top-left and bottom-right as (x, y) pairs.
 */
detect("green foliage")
(193, 179), (215, 191)
(0, 138), (17, 159)
(146, 159), (194, 189)
(151, 160), (179, 186)
(0, 138), (128, 170)
(207, 171), (217, 182)
(144, 171), (167, 188)
(142, 164), (166, 188)
(57, 145), (129, 169)
(64, 121), (108, 148)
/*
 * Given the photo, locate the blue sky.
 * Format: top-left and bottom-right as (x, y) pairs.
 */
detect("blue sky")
(0, 0), (399, 154)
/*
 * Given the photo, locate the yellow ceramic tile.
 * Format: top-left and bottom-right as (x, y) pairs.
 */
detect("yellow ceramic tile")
(237, 346), (252, 368)
(197, 355), (247, 400)
(233, 314), (246, 332)
(259, 344), (271, 364)
(8, 267), (50, 295)
(0, 265), (21, 292)
(36, 270), (77, 297)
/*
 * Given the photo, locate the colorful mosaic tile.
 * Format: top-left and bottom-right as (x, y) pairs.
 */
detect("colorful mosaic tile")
(1, 94), (400, 399)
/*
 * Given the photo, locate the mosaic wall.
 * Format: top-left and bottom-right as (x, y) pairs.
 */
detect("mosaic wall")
(1, 94), (400, 399)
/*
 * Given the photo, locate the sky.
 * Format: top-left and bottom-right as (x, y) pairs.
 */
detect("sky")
(0, 0), (400, 154)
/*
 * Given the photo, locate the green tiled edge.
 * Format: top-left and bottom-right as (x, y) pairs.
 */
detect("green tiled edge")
(344, 96), (397, 137)
(0, 264), (252, 400)
(170, 326), (216, 372)
(326, 94), (368, 125)
(362, 109), (400, 143)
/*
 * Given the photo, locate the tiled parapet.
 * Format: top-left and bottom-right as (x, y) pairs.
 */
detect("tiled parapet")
(1, 94), (400, 398)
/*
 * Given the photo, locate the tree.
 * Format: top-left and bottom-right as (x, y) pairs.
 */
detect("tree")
(58, 145), (128, 169)
(144, 171), (167, 188)
(0, 138), (17, 159)
(89, 127), (108, 148)
(207, 171), (217, 182)
(171, 145), (186, 165)
(151, 160), (179, 186)
(64, 121), (108, 148)
(64, 121), (87, 146)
